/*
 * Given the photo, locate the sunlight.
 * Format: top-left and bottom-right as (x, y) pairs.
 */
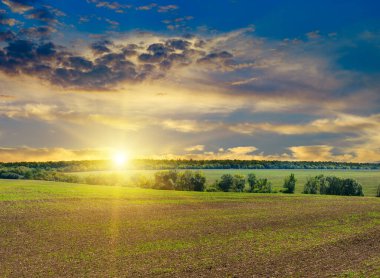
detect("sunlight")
(112, 151), (129, 167)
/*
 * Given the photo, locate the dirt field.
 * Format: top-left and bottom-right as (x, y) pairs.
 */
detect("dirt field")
(0, 179), (379, 277)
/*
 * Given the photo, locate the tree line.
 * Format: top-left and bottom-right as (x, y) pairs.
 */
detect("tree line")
(0, 166), (373, 197)
(1, 159), (379, 172)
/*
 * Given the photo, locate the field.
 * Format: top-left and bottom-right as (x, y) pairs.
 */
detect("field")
(70, 169), (380, 196)
(1, 179), (379, 277)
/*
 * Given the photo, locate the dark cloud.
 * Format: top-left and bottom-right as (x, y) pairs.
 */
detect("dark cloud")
(0, 32), (234, 90)
(0, 9), (19, 26)
(26, 6), (64, 24)
(5, 39), (35, 59)
(36, 42), (56, 57)
(18, 26), (56, 38)
(1, 0), (35, 13)
(147, 43), (171, 55)
(197, 51), (234, 67)
(90, 40), (112, 55)
(165, 39), (191, 50)
(0, 30), (15, 41)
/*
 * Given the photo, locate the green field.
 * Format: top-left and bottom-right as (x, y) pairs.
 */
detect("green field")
(0, 179), (379, 277)
(70, 169), (380, 196)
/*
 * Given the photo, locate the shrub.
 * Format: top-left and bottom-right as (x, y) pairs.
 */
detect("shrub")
(217, 174), (234, 192)
(303, 176), (319, 194)
(153, 170), (178, 190)
(255, 178), (272, 193)
(130, 174), (153, 188)
(176, 171), (194, 191)
(232, 174), (246, 192)
(283, 173), (296, 193)
(191, 171), (206, 191)
(303, 175), (364, 196)
(205, 183), (220, 192)
(176, 171), (206, 191)
(247, 173), (257, 192)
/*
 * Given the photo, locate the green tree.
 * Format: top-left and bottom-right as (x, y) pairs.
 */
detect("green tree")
(247, 173), (257, 192)
(176, 171), (193, 191)
(232, 174), (246, 192)
(218, 174), (234, 192)
(154, 170), (177, 190)
(256, 178), (272, 193)
(191, 171), (206, 191)
(283, 173), (296, 193)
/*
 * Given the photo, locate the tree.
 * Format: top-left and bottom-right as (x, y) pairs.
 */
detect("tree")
(154, 170), (177, 190)
(303, 176), (319, 194)
(256, 178), (272, 193)
(247, 173), (257, 192)
(303, 175), (364, 196)
(283, 173), (296, 193)
(218, 174), (234, 192)
(176, 171), (193, 191)
(232, 174), (246, 192)
(191, 171), (206, 191)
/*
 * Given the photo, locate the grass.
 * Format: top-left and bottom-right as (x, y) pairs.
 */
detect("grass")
(0, 179), (379, 277)
(70, 168), (380, 196)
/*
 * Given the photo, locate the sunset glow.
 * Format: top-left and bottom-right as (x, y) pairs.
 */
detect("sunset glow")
(0, 0), (378, 162)
(112, 152), (129, 167)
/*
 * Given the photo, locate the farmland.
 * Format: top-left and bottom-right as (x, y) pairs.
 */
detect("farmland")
(70, 169), (380, 196)
(0, 179), (379, 277)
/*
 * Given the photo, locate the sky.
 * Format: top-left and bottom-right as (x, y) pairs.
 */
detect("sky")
(0, 0), (379, 162)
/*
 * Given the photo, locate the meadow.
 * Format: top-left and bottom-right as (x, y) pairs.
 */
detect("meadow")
(0, 179), (379, 277)
(70, 169), (380, 196)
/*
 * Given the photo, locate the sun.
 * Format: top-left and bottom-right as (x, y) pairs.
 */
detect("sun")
(112, 151), (129, 167)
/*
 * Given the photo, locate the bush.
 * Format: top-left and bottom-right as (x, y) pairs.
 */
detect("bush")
(283, 173), (296, 193)
(231, 174), (246, 192)
(153, 170), (178, 190)
(152, 170), (206, 191)
(176, 171), (206, 191)
(255, 178), (272, 193)
(247, 173), (257, 192)
(217, 174), (234, 192)
(205, 183), (220, 192)
(303, 175), (363, 196)
(191, 171), (206, 191)
(130, 174), (153, 188)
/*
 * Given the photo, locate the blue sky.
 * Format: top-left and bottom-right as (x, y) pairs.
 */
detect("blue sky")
(0, 0), (379, 162)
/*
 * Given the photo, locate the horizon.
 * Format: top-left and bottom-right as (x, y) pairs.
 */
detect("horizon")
(0, 0), (379, 162)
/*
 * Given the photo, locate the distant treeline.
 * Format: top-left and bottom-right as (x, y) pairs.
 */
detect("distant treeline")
(0, 166), (368, 197)
(1, 159), (379, 171)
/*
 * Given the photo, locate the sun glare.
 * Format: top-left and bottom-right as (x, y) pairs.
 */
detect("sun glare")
(113, 152), (128, 167)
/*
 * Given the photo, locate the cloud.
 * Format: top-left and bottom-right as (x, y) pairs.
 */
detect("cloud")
(26, 5), (64, 24)
(162, 119), (221, 133)
(229, 113), (380, 136)
(0, 147), (112, 162)
(227, 146), (257, 155)
(184, 145), (205, 152)
(87, 0), (131, 12)
(0, 10), (21, 26)
(136, 3), (157, 11)
(1, 0), (34, 13)
(158, 5), (178, 13)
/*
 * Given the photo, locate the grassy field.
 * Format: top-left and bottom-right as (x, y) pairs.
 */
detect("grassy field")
(0, 179), (379, 277)
(70, 169), (380, 196)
